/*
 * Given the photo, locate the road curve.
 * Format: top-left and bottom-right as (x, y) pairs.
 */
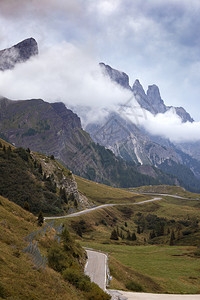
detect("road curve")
(44, 197), (162, 220)
(85, 250), (107, 291)
(108, 290), (200, 300)
(140, 192), (200, 201)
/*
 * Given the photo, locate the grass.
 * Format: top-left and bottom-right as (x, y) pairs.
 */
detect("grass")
(130, 185), (200, 199)
(75, 175), (147, 205)
(81, 242), (200, 294)
(58, 195), (200, 294)
(0, 195), (89, 299)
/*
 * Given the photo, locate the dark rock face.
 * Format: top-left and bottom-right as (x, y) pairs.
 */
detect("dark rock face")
(99, 62), (131, 89)
(0, 38), (38, 71)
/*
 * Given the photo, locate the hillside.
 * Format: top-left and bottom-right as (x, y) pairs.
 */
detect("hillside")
(60, 194), (200, 293)
(0, 98), (178, 188)
(0, 138), (92, 215)
(85, 63), (200, 192)
(0, 195), (110, 299)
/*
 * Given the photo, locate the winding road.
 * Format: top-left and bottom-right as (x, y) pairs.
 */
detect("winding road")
(108, 290), (200, 300)
(85, 249), (107, 291)
(44, 194), (200, 299)
(44, 197), (161, 220)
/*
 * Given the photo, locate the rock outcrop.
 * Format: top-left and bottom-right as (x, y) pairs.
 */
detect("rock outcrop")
(101, 62), (194, 123)
(0, 38), (38, 71)
(99, 62), (131, 89)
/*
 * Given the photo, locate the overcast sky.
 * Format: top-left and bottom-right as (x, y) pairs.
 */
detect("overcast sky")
(0, 0), (200, 142)
(0, 0), (200, 119)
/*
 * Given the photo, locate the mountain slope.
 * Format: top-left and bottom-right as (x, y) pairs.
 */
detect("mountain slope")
(0, 196), (85, 299)
(0, 138), (92, 214)
(0, 98), (179, 188)
(84, 63), (200, 191)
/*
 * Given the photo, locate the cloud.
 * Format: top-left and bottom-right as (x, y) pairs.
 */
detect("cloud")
(0, 0), (200, 137)
(122, 104), (200, 143)
(0, 41), (132, 124)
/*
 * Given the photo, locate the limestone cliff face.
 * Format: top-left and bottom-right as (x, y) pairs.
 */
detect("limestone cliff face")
(86, 112), (181, 167)
(100, 62), (193, 123)
(0, 38), (38, 71)
(99, 62), (131, 90)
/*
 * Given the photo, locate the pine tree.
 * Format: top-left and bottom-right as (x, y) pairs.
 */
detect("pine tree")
(110, 229), (118, 240)
(117, 226), (119, 236)
(7, 146), (12, 159)
(38, 163), (43, 175)
(137, 225), (141, 234)
(169, 229), (175, 246)
(74, 199), (78, 208)
(37, 211), (44, 226)
(24, 201), (30, 211)
(149, 229), (156, 239)
(127, 230), (131, 240)
(132, 232), (137, 241)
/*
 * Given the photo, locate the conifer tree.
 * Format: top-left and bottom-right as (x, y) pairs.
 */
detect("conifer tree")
(110, 229), (118, 240)
(132, 232), (137, 241)
(37, 211), (44, 226)
(38, 163), (43, 174)
(137, 225), (141, 234)
(24, 201), (30, 211)
(127, 230), (131, 240)
(169, 229), (175, 246)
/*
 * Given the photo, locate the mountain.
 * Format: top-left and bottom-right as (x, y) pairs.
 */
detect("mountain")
(0, 37), (38, 71)
(100, 63), (193, 123)
(0, 194), (110, 299)
(85, 63), (200, 191)
(0, 138), (91, 214)
(0, 39), (198, 191)
(0, 97), (178, 188)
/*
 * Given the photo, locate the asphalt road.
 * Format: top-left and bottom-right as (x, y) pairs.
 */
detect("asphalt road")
(108, 290), (200, 300)
(140, 192), (200, 201)
(44, 197), (161, 220)
(85, 249), (107, 291)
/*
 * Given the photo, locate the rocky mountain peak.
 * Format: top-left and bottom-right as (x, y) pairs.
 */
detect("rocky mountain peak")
(0, 37), (38, 71)
(99, 62), (131, 89)
(147, 84), (166, 114)
(132, 79), (144, 90)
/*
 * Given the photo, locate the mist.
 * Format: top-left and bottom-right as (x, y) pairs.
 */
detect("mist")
(0, 41), (132, 113)
(0, 39), (200, 143)
(122, 105), (200, 143)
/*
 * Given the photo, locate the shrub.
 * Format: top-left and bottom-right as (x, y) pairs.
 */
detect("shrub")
(48, 245), (70, 272)
(63, 268), (111, 299)
(194, 248), (200, 257)
(182, 230), (192, 236)
(125, 280), (144, 292)
(0, 283), (7, 299)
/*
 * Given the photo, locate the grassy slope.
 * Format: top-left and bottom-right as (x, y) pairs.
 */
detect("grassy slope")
(75, 175), (147, 205)
(0, 195), (87, 300)
(81, 242), (200, 294)
(131, 185), (200, 199)
(59, 195), (200, 294)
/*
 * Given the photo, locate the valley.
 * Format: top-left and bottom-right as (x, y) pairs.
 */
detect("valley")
(0, 33), (200, 300)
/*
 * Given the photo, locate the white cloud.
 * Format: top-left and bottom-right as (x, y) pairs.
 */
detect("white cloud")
(0, 41), (132, 121)
(122, 104), (200, 143)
